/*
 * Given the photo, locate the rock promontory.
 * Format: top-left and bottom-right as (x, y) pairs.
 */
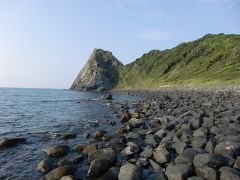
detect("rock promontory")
(70, 48), (123, 92)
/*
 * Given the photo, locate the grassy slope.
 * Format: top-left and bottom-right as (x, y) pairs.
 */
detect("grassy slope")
(116, 33), (240, 89)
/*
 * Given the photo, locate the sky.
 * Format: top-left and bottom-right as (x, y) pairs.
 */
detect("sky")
(0, 0), (239, 89)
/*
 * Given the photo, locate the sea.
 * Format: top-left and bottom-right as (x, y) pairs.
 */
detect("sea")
(0, 88), (140, 179)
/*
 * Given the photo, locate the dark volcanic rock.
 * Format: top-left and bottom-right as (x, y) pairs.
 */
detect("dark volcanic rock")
(165, 164), (194, 180)
(70, 48), (123, 92)
(87, 159), (110, 178)
(118, 163), (142, 180)
(43, 145), (69, 157)
(88, 148), (116, 165)
(37, 159), (53, 174)
(44, 165), (75, 180)
(193, 153), (234, 169)
(0, 138), (25, 148)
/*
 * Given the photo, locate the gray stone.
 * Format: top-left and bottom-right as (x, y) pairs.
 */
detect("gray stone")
(149, 159), (161, 170)
(60, 176), (80, 180)
(214, 141), (240, 157)
(126, 132), (142, 140)
(234, 157), (240, 169)
(88, 148), (116, 166)
(0, 138), (25, 148)
(165, 164), (194, 180)
(83, 143), (98, 154)
(205, 140), (215, 153)
(87, 159), (110, 178)
(44, 166), (75, 180)
(193, 153), (233, 169)
(172, 140), (187, 154)
(73, 144), (86, 152)
(43, 145), (69, 157)
(37, 159), (52, 174)
(128, 118), (145, 128)
(175, 148), (198, 165)
(187, 177), (204, 180)
(118, 163), (142, 180)
(196, 167), (217, 180)
(220, 166), (240, 180)
(100, 167), (119, 180)
(154, 147), (171, 164)
(145, 134), (158, 148)
(140, 147), (153, 158)
(121, 142), (139, 156)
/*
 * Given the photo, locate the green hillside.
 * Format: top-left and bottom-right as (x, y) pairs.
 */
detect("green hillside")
(116, 33), (240, 89)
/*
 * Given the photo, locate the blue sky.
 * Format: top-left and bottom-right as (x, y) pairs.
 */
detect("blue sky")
(0, 0), (239, 88)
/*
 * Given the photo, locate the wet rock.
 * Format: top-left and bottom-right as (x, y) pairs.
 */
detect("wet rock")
(219, 166), (240, 180)
(153, 147), (171, 164)
(88, 148), (116, 166)
(87, 159), (110, 178)
(107, 137), (126, 151)
(101, 93), (113, 100)
(114, 127), (127, 136)
(189, 118), (202, 129)
(149, 159), (161, 170)
(58, 158), (72, 167)
(155, 129), (167, 139)
(195, 167), (217, 180)
(165, 164), (194, 180)
(118, 163), (142, 180)
(187, 176), (204, 180)
(44, 165), (75, 180)
(73, 144), (86, 152)
(121, 142), (139, 156)
(234, 157), (240, 169)
(126, 132), (142, 140)
(0, 138), (25, 148)
(60, 176), (81, 180)
(43, 145), (69, 157)
(145, 134), (159, 148)
(83, 143), (98, 154)
(93, 130), (106, 139)
(140, 147), (153, 158)
(37, 159), (52, 174)
(193, 153), (233, 169)
(172, 140), (187, 154)
(100, 167), (119, 180)
(120, 112), (131, 123)
(70, 155), (84, 164)
(128, 118), (145, 128)
(175, 148), (198, 165)
(146, 172), (167, 180)
(62, 133), (77, 139)
(214, 141), (240, 157)
(205, 140), (216, 153)
(138, 157), (149, 167)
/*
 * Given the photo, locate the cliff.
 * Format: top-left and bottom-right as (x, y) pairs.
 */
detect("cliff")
(71, 34), (240, 91)
(70, 48), (123, 92)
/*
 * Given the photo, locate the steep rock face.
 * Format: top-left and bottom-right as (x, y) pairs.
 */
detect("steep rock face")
(70, 48), (123, 92)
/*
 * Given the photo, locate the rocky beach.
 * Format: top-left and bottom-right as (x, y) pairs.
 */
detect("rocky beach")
(2, 87), (240, 179)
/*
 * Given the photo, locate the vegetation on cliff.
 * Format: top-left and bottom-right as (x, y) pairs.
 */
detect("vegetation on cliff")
(71, 34), (240, 91)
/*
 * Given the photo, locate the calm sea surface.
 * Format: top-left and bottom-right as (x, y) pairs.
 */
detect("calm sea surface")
(0, 88), (140, 179)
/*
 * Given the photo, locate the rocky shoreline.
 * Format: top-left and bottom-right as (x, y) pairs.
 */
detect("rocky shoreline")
(1, 87), (240, 180)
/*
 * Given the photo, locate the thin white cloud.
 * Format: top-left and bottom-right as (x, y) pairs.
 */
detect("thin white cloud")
(199, 0), (240, 7)
(140, 29), (171, 41)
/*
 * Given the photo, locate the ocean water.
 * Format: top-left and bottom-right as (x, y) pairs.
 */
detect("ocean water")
(0, 88), (139, 179)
